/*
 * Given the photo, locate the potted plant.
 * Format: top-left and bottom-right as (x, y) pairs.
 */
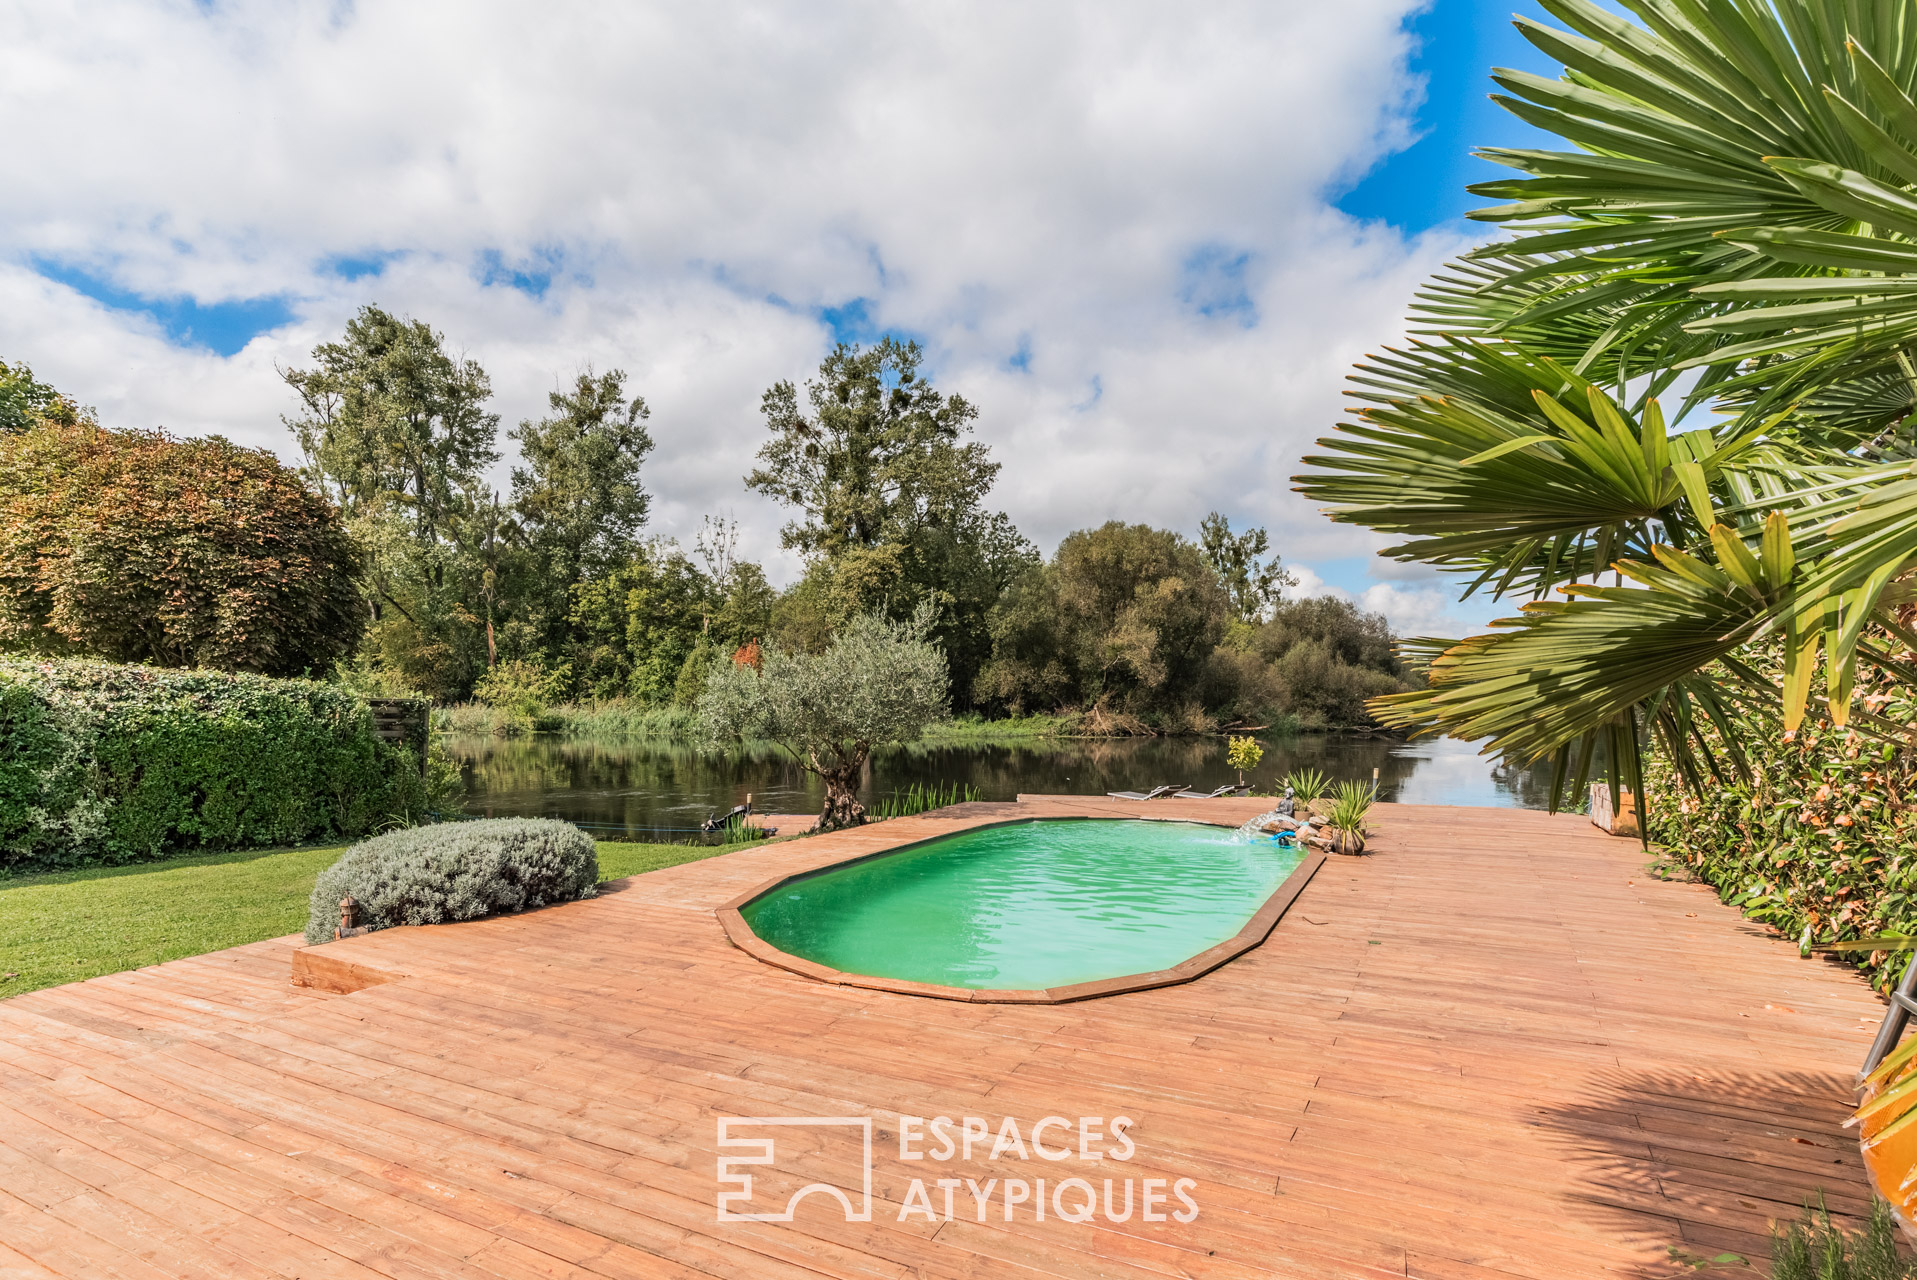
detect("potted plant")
(1325, 780), (1373, 856)
(1284, 767), (1328, 814)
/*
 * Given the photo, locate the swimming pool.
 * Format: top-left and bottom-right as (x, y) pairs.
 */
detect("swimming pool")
(735, 818), (1309, 995)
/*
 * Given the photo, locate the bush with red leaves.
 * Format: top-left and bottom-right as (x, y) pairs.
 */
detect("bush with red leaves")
(0, 422), (364, 676)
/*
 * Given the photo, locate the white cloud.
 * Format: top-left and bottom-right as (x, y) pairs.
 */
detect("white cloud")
(0, 0), (1463, 580)
(1278, 562), (1492, 639)
(1355, 583), (1477, 639)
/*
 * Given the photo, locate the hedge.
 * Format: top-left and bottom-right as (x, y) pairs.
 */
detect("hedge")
(0, 658), (438, 873)
(1645, 677), (1917, 996)
(305, 818), (597, 944)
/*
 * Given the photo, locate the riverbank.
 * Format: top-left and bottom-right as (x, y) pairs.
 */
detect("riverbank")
(432, 701), (1320, 743)
(444, 730), (1555, 834)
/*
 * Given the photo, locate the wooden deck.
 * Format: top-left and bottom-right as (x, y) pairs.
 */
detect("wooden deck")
(0, 797), (1886, 1278)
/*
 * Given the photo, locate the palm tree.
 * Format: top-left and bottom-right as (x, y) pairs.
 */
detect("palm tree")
(1297, 0), (1917, 825)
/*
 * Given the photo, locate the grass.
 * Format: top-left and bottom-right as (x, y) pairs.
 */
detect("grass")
(0, 835), (761, 1000)
(435, 700), (701, 740)
(920, 713), (1080, 743)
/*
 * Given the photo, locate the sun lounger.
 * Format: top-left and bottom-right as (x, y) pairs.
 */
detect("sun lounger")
(1105, 784), (1184, 801)
(1175, 784), (1247, 799)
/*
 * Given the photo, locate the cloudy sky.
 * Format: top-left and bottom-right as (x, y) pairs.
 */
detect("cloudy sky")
(0, 0), (1566, 636)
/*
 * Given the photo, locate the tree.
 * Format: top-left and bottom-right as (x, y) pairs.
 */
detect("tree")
(1261, 596), (1400, 675)
(567, 543), (713, 702)
(1227, 735), (1263, 787)
(973, 562), (1077, 714)
(695, 516), (776, 653)
(1054, 522), (1231, 704)
(283, 305), (499, 545)
(283, 306), (501, 696)
(1294, 0), (1917, 816)
(1199, 513), (1295, 621)
(747, 337), (995, 558)
(975, 524), (1407, 726)
(699, 608), (949, 830)
(0, 361), (85, 434)
(512, 369), (653, 651)
(0, 422), (363, 675)
(745, 338), (1027, 704)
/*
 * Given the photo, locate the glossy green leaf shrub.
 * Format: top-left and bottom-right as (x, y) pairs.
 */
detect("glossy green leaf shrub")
(305, 818), (597, 944)
(1646, 667), (1917, 993)
(0, 658), (438, 873)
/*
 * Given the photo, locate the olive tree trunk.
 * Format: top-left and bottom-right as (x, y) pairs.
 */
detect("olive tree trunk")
(816, 767), (868, 832)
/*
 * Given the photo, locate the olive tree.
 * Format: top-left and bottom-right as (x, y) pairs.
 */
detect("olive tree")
(698, 608), (949, 830)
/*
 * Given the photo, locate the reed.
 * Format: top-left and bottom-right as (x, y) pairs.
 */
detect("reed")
(869, 781), (981, 819)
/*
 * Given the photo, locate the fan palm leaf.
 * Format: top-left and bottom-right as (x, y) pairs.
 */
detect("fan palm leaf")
(1296, 0), (1917, 808)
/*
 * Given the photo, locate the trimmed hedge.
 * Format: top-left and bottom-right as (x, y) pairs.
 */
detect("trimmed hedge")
(305, 819), (597, 944)
(0, 658), (436, 873)
(1646, 690), (1917, 995)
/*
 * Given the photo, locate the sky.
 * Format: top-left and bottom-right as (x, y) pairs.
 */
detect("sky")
(0, 0), (1577, 638)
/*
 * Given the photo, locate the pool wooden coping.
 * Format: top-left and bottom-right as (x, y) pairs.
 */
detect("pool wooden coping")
(712, 813), (1327, 1004)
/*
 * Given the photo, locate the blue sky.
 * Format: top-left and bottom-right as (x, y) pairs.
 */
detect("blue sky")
(0, 0), (1603, 638)
(1304, 0), (1571, 617)
(1339, 0), (1569, 230)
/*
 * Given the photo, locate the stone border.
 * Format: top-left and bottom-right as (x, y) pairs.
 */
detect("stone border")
(715, 816), (1326, 1004)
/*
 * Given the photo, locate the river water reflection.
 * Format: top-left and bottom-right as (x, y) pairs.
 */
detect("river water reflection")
(444, 732), (1554, 839)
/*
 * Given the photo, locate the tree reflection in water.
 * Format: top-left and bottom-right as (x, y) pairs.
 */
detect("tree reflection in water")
(444, 733), (1554, 837)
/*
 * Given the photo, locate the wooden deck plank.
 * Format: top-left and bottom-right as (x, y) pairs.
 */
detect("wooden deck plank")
(0, 799), (1885, 1278)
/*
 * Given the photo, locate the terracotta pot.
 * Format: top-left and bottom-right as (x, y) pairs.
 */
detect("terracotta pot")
(1330, 829), (1367, 856)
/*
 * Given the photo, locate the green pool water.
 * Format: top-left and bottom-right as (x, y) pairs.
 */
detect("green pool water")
(739, 819), (1304, 991)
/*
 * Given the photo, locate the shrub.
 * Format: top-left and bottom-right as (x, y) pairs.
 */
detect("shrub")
(305, 818), (597, 944)
(432, 699), (701, 740)
(0, 658), (443, 873)
(1767, 1197), (1911, 1280)
(471, 658), (571, 732)
(1646, 704), (1917, 993)
(553, 701), (699, 740)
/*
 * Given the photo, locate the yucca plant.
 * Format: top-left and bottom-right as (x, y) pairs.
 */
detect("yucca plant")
(1294, 0), (1917, 835)
(1324, 780), (1373, 856)
(1283, 767), (1328, 803)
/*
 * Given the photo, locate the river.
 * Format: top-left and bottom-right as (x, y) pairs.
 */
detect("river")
(443, 732), (1558, 840)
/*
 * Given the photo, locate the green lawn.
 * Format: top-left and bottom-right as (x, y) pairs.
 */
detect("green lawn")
(0, 837), (756, 1000)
